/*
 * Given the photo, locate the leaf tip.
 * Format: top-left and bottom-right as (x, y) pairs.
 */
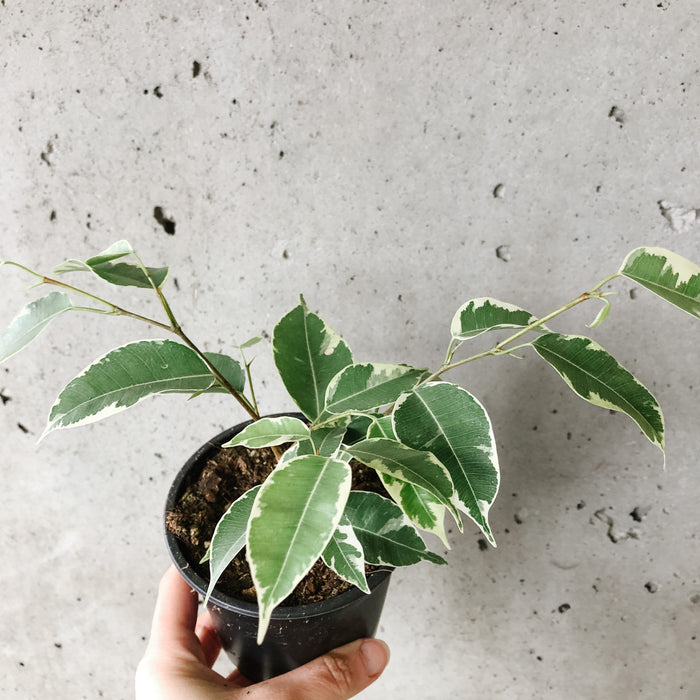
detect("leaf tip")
(37, 422), (54, 445)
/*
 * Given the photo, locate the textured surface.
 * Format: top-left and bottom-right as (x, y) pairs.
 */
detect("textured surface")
(1, 2), (699, 698)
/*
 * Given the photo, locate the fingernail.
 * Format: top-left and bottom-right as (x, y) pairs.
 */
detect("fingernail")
(360, 639), (390, 677)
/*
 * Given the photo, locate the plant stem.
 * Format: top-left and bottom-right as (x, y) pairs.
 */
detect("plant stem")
(7, 259), (260, 421)
(42, 275), (174, 330)
(241, 350), (260, 416)
(131, 251), (260, 421)
(425, 271), (622, 382)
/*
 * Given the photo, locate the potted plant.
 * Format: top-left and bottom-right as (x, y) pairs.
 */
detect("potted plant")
(1, 241), (698, 681)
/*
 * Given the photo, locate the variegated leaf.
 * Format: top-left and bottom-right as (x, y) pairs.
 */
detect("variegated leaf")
(378, 473), (450, 546)
(222, 416), (310, 449)
(310, 425), (347, 456)
(620, 247), (700, 318)
(393, 382), (500, 545)
(43, 339), (228, 437)
(272, 297), (353, 421)
(347, 438), (460, 523)
(587, 298), (612, 329)
(247, 454), (352, 643)
(280, 439), (316, 463)
(531, 332), (664, 451)
(322, 363), (429, 418)
(322, 516), (370, 593)
(367, 415), (395, 439)
(343, 491), (447, 566)
(344, 415), (376, 444)
(451, 297), (538, 340)
(86, 239), (134, 264)
(203, 485), (261, 604)
(53, 240), (168, 289)
(0, 292), (74, 363)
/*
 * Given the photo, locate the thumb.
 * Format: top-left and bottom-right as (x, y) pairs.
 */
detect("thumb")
(254, 638), (390, 700)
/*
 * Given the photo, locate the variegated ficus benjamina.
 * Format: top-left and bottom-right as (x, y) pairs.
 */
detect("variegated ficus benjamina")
(1, 241), (699, 643)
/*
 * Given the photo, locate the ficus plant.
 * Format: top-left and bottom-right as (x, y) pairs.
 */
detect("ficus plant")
(1, 242), (699, 643)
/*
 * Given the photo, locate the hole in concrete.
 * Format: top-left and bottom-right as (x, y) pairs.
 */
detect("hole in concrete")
(608, 106), (625, 127)
(496, 245), (511, 262)
(153, 206), (176, 235)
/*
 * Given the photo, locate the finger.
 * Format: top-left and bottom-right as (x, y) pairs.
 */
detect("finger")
(226, 668), (253, 687)
(195, 610), (222, 668)
(251, 638), (390, 700)
(148, 565), (199, 650)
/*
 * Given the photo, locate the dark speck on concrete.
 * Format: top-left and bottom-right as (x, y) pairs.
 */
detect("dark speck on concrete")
(645, 581), (658, 593)
(477, 538), (488, 551)
(40, 138), (55, 166)
(192, 60), (202, 78)
(154, 206), (176, 235)
(558, 603), (571, 613)
(609, 105), (625, 126)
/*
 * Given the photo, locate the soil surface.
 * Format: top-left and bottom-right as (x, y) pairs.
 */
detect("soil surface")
(165, 442), (385, 606)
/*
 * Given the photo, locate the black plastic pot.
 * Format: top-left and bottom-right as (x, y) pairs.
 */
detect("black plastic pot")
(164, 419), (393, 682)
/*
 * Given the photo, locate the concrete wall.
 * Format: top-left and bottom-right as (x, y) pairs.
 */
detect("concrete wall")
(2, 2), (699, 698)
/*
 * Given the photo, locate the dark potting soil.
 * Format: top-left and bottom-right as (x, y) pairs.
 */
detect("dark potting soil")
(165, 443), (385, 607)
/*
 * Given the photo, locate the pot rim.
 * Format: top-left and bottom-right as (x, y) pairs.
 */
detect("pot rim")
(164, 417), (393, 621)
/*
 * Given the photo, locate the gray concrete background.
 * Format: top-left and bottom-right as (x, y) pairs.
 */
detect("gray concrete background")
(1, 2), (699, 698)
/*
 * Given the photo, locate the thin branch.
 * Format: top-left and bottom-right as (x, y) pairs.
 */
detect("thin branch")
(425, 272), (622, 383)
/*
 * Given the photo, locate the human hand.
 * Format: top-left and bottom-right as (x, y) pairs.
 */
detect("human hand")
(135, 566), (390, 699)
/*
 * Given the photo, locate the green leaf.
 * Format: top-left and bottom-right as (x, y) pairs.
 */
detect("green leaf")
(322, 516), (370, 593)
(451, 297), (538, 340)
(0, 292), (74, 363)
(280, 439), (316, 463)
(343, 491), (447, 567)
(222, 416), (310, 449)
(203, 485), (261, 605)
(89, 261), (169, 289)
(202, 352), (246, 393)
(52, 241), (136, 274)
(43, 339), (224, 437)
(310, 425), (347, 456)
(272, 297), (353, 421)
(248, 454), (352, 643)
(344, 414), (376, 444)
(238, 336), (263, 350)
(347, 438), (460, 523)
(86, 240), (135, 265)
(531, 332), (665, 451)
(377, 474), (450, 547)
(51, 259), (92, 274)
(323, 363), (429, 417)
(53, 241), (169, 289)
(367, 416), (395, 439)
(620, 247), (700, 318)
(393, 382), (500, 545)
